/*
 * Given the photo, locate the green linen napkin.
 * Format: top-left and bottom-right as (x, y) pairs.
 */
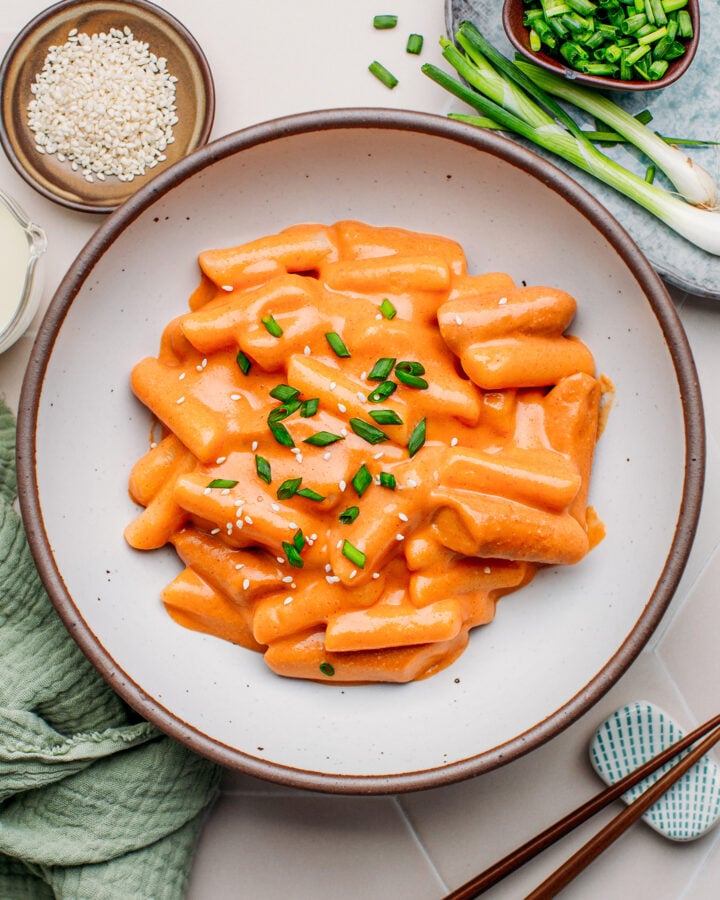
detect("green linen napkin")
(0, 399), (221, 899)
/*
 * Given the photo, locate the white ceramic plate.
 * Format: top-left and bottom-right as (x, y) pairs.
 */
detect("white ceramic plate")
(18, 110), (704, 793)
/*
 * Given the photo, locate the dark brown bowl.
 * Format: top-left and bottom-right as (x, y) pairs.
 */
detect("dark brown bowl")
(502, 0), (700, 92)
(0, 0), (215, 213)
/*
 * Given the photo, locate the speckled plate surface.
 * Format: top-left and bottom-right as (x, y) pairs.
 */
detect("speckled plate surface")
(0, 0), (214, 213)
(446, 0), (720, 299)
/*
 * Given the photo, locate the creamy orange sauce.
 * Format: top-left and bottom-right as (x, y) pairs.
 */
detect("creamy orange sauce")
(125, 220), (608, 683)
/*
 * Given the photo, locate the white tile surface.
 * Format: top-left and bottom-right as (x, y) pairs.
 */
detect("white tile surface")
(2, 1), (720, 897)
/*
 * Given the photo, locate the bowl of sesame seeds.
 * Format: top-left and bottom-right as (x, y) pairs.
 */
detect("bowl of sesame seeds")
(0, 0), (215, 213)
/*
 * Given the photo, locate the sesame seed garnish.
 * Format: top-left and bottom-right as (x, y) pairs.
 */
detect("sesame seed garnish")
(329, 381), (337, 390)
(360, 371), (367, 380)
(349, 570), (357, 579)
(288, 521), (298, 529)
(282, 575), (293, 583)
(340, 428), (348, 437)
(396, 533), (405, 541)
(222, 285), (233, 291)
(450, 437), (458, 447)
(339, 480), (347, 492)
(484, 566), (492, 574)
(242, 578), (250, 590)
(235, 563), (245, 570)
(277, 556), (285, 564)
(375, 313), (382, 320)
(230, 393), (241, 401)
(203, 487), (211, 495)
(304, 345), (311, 355)
(271, 502), (280, 512)
(323, 451), (332, 461)
(150, 441), (157, 449)
(372, 572), (380, 579)
(407, 478), (418, 487)
(455, 315), (463, 325)
(356, 392), (366, 402)
(211, 528), (220, 534)
(336, 539), (343, 549)
(201, 358), (208, 368)
(284, 596), (293, 605)
(216, 456), (227, 464)
(398, 512), (409, 522)
(244, 516), (254, 525)
(373, 451), (384, 459)
(178, 372), (186, 380)
(498, 296), (508, 305)
(338, 403), (347, 413)
(176, 396), (185, 404)
(196, 364), (203, 372)
(234, 498), (245, 507)
(326, 575), (340, 584)
(251, 441), (258, 451)
(221, 488), (230, 495)
(325, 563), (332, 573)
(235, 519), (244, 528)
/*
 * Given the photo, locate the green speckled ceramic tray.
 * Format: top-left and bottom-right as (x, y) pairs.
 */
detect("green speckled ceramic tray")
(446, 0), (720, 300)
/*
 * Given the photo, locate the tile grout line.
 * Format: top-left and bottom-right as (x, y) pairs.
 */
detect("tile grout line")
(393, 795), (449, 896)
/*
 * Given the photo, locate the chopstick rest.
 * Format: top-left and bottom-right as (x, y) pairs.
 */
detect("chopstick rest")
(590, 700), (720, 841)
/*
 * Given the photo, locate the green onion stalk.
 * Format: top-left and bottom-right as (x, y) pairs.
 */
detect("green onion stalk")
(422, 22), (720, 256)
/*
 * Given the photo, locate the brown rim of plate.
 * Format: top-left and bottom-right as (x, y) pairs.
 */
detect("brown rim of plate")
(0, 0), (215, 213)
(15, 108), (705, 794)
(501, 0), (700, 92)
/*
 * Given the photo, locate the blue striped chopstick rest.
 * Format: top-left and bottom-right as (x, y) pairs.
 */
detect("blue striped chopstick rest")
(589, 701), (720, 841)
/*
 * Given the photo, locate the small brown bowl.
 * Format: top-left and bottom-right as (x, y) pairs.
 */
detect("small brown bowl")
(502, 0), (700, 92)
(0, 0), (215, 213)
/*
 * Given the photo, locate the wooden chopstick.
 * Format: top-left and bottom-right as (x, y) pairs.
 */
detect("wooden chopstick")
(445, 712), (720, 899)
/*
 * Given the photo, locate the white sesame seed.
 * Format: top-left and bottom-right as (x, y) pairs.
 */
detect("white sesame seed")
(271, 503), (280, 512)
(372, 572), (380, 579)
(484, 566), (492, 574)
(336, 539), (343, 549)
(398, 512), (409, 522)
(329, 381), (337, 390)
(202, 358), (208, 368)
(349, 570), (357, 579)
(326, 575), (340, 584)
(277, 556), (285, 564)
(210, 528), (220, 534)
(222, 285), (233, 291)
(450, 437), (458, 447)
(340, 428), (348, 437)
(323, 451), (332, 461)
(360, 371), (367, 380)
(339, 480), (347, 492)
(296, 453), (304, 464)
(455, 315), (463, 325)
(251, 441), (258, 451)
(234, 498), (245, 507)
(498, 296), (508, 305)
(150, 441), (157, 449)
(284, 596), (293, 605)
(288, 522), (298, 529)
(325, 563), (332, 572)
(291, 447), (300, 455)
(282, 575), (294, 583)
(203, 487), (211, 495)
(376, 313), (382, 320)
(178, 372), (186, 380)
(230, 393), (241, 401)
(235, 519), (244, 528)
(221, 488), (230, 495)
(304, 345), (311, 355)
(356, 392), (366, 401)
(244, 516), (253, 525)
(310, 533), (318, 541)
(242, 578), (250, 590)
(338, 403), (347, 413)
(216, 456), (227, 464)
(176, 396), (185, 404)
(373, 451), (384, 459)
(235, 563), (245, 570)
(396, 533), (405, 541)
(196, 365), (203, 372)
(407, 479), (418, 487)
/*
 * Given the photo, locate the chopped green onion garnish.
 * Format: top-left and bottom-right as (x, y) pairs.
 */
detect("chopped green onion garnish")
(369, 409), (403, 425)
(379, 472), (397, 490)
(319, 661), (335, 677)
(296, 487), (326, 501)
(268, 420), (294, 447)
(206, 478), (238, 489)
(379, 298), (397, 319)
(369, 60), (398, 89)
(367, 380), (397, 403)
(261, 314), (283, 337)
(277, 477), (302, 500)
(351, 463), (373, 497)
(324, 331), (351, 358)
(293, 528), (305, 552)
(269, 400), (301, 421)
(342, 539), (367, 569)
(303, 431), (345, 447)
(349, 417), (389, 445)
(282, 541), (304, 568)
(395, 360), (428, 390)
(255, 455), (272, 484)
(368, 357), (396, 381)
(339, 506), (360, 524)
(267, 401), (300, 447)
(373, 14), (398, 29)
(407, 418), (427, 457)
(406, 33), (424, 54)
(300, 398), (320, 417)
(270, 383), (301, 402)
(236, 350), (251, 375)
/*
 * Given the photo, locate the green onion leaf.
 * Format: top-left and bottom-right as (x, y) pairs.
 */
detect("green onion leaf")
(406, 33), (424, 54)
(369, 60), (398, 89)
(268, 420), (294, 447)
(369, 409), (404, 425)
(282, 541), (304, 568)
(324, 331), (351, 358)
(395, 360), (429, 390)
(379, 472), (397, 490)
(255, 455), (272, 484)
(351, 463), (373, 497)
(367, 380), (397, 403)
(349, 417), (389, 445)
(300, 398), (320, 417)
(303, 431), (345, 447)
(339, 505), (360, 524)
(268, 399), (301, 421)
(296, 487), (326, 501)
(373, 14), (398, 28)
(342, 539), (367, 569)
(368, 357), (396, 381)
(379, 298), (397, 319)
(277, 477), (302, 500)
(293, 528), (306, 552)
(206, 478), (238, 489)
(270, 383), (301, 402)
(261, 314), (283, 337)
(319, 661), (335, 677)
(236, 350), (251, 375)
(407, 418), (427, 457)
